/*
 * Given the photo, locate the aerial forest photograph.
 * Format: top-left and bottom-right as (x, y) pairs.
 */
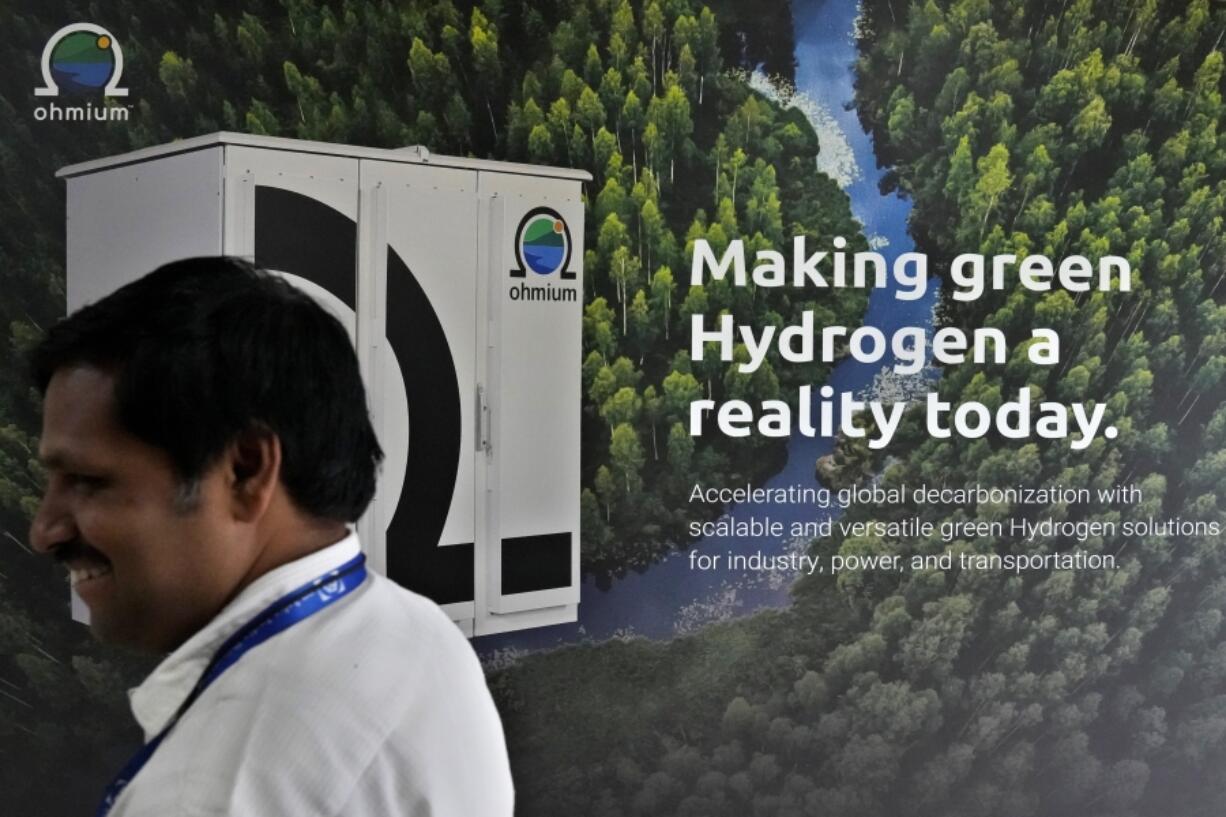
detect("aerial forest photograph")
(3, 0), (1226, 815)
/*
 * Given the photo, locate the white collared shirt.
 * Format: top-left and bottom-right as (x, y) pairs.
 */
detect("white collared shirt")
(110, 532), (514, 817)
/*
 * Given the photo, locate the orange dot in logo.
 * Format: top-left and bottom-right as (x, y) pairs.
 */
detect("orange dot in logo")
(97, 35), (111, 49)
(553, 220), (564, 233)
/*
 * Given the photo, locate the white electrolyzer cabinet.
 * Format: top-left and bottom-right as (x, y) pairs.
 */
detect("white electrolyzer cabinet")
(58, 132), (588, 637)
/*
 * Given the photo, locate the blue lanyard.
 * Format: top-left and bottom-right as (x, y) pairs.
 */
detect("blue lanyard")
(95, 552), (368, 817)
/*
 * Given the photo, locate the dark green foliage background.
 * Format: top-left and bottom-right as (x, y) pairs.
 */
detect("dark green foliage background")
(3, 0), (1226, 816)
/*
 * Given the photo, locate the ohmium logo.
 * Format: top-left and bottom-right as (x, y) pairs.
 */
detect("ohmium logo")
(507, 207), (578, 303)
(512, 207), (575, 280)
(33, 23), (131, 122)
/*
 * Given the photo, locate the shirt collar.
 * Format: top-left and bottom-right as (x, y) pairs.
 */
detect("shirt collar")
(128, 531), (362, 740)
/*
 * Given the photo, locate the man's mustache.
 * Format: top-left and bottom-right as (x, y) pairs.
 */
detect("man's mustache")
(52, 539), (109, 565)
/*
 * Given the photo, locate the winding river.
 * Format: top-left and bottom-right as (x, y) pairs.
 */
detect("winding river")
(473, 0), (934, 660)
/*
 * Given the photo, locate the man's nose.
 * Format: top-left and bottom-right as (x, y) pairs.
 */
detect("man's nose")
(29, 484), (77, 555)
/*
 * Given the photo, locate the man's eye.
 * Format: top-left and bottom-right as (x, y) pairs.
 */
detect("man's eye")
(68, 474), (106, 493)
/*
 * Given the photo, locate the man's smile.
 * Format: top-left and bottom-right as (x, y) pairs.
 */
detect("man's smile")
(69, 561), (114, 589)
(58, 542), (115, 591)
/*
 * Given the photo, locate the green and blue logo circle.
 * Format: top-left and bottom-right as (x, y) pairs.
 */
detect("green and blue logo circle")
(50, 30), (114, 93)
(36, 23), (129, 98)
(515, 207), (571, 276)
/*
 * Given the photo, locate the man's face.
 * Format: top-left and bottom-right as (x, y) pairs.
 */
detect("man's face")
(30, 365), (255, 652)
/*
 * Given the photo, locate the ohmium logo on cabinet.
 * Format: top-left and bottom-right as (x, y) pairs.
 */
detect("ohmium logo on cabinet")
(509, 206), (578, 303)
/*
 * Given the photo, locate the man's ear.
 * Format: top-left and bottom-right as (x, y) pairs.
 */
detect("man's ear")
(227, 424), (281, 523)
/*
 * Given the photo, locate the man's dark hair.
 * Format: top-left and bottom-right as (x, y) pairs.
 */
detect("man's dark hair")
(30, 256), (383, 522)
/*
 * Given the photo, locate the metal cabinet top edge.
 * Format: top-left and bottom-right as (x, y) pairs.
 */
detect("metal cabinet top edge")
(56, 131), (593, 183)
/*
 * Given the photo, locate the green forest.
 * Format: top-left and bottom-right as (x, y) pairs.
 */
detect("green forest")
(4, 0), (1226, 816)
(491, 0), (1226, 815)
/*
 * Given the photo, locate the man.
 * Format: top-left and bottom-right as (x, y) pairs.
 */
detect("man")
(28, 257), (514, 816)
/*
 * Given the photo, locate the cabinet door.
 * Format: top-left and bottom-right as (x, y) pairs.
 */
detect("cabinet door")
(476, 172), (583, 636)
(68, 147), (224, 314)
(357, 160), (479, 627)
(223, 147), (397, 573)
(222, 146), (360, 338)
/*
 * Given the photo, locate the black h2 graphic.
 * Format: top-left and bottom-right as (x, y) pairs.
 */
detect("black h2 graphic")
(253, 186), (474, 605)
